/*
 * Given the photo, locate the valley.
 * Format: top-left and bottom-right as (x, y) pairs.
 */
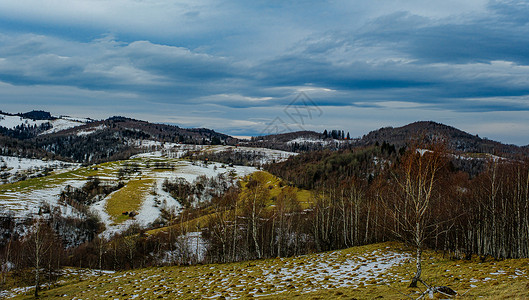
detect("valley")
(1, 111), (529, 299)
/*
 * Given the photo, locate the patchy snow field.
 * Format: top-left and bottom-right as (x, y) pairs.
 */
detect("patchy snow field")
(42, 118), (87, 134)
(0, 146), (265, 237)
(0, 177), (86, 216)
(261, 249), (409, 293)
(75, 124), (106, 136)
(0, 243), (414, 299)
(205, 145), (297, 164)
(3, 240), (529, 299)
(129, 142), (297, 163)
(149, 247), (409, 299)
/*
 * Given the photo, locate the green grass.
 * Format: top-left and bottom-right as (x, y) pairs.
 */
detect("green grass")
(105, 179), (155, 224)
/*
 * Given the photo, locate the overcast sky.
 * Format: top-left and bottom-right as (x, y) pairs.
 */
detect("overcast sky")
(1, 0), (528, 145)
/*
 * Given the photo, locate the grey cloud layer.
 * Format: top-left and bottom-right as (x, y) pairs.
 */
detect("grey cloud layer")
(1, 0), (529, 143)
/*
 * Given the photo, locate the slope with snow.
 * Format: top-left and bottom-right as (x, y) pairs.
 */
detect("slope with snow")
(75, 124), (106, 136)
(94, 159), (257, 238)
(0, 143), (285, 238)
(287, 137), (353, 146)
(0, 155), (79, 184)
(205, 145), (297, 164)
(42, 118), (87, 134)
(0, 178), (86, 217)
(0, 112), (88, 134)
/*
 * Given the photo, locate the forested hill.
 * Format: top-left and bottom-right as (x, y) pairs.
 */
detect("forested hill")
(360, 121), (525, 157)
(57, 116), (236, 145)
(264, 145), (398, 189)
(244, 130), (360, 152)
(0, 112), (235, 163)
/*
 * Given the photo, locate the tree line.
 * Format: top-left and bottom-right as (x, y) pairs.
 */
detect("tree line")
(204, 143), (529, 272)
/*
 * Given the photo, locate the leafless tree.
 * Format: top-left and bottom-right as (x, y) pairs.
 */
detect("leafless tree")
(240, 173), (269, 259)
(25, 218), (56, 298)
(387, 144), (447, 287)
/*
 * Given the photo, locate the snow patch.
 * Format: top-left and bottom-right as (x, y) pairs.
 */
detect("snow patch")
(42, 118), (86, 134)
(76, 124), (106, 136)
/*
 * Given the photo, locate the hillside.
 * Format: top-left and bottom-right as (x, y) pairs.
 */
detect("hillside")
(0, 144), (289, 233)
(244, 121), (528, 158)
(4, 242), (529, 299)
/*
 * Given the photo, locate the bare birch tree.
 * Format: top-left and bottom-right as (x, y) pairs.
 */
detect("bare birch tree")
(241, 174), (269, 259)
(388, 143), (447, 287)
(25, 218), (55, 298)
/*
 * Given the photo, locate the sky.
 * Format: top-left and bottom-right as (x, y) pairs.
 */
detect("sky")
(0, 0), (528, 145)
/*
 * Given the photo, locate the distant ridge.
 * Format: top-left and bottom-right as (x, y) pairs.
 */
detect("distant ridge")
(250, 121), (527, 158)
(1, 110), (527, 162)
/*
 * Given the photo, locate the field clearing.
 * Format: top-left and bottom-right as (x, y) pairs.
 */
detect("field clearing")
(6, 242), (529, 299)
(105, 178), (155, 224)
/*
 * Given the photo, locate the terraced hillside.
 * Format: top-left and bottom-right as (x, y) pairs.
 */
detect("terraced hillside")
(0, 144), (296, 238)
(4, 242), (529, 299)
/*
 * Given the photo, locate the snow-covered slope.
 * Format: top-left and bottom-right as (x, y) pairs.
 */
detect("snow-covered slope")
(287, 137), (352, 146)
(75, 124), (106, 136)
(0, 114), (48, 129)
(94, 159), (257, 238)
(131, 143), (297, 164)
(0, 112), (89, 135)
(206, 145), (297, 164)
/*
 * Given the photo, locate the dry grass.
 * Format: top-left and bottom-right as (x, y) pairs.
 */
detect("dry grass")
(9, 242), (529, 299)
